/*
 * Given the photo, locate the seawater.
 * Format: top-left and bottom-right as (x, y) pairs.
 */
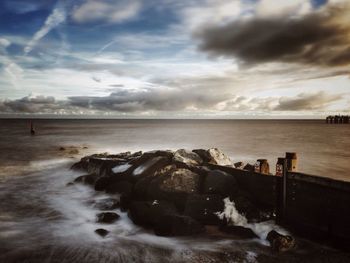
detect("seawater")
(1, 119), (350, 262)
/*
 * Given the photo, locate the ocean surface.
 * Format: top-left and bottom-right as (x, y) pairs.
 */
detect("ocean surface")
(0, 119), (350, 262)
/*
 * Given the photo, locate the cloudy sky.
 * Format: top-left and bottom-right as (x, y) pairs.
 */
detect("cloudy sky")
(0, 0), (349, 118)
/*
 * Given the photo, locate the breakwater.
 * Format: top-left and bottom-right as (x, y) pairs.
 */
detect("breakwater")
(70, 148), (350, 252)
(326, 115), (350, 124)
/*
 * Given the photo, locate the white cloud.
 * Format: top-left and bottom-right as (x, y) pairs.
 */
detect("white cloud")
(72, 0), (142, 24)
(0, 38), (11, 48)
(24, 6), (66, 55)
(255, 0), (312, 18)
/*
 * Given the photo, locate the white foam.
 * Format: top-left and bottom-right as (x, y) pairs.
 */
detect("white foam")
(216, 197), (288, 243)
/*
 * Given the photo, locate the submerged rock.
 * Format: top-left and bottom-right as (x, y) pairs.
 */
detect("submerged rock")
(96, 212), (120, 223)
(266, 230), (296, 252)
(93, 198), (120, 210)
(74, 173), (98, 185)
(95, 228), (109, 237)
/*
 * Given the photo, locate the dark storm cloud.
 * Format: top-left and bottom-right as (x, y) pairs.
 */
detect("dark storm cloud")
(0, 95), (61, 113)
(196, 2), (350, 67)
(68, 88), (229, 112)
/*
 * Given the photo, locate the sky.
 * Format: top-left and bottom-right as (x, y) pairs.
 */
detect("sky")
(0, 0), (349, 118)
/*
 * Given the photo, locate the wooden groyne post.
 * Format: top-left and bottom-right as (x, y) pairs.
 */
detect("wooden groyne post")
(326, 115), (350, 124)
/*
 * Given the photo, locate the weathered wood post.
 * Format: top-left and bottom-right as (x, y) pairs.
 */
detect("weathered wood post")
(276, 157), (287, 224)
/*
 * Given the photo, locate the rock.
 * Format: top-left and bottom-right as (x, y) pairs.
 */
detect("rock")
(105, 180), (133, 195)
(233, 195), (261, 222)
(93, 198), (120, 210)
(128, 200), (178, 227)
(266, 230), (296, 252)
(154, 215), (205, 236)
(143, 150), (174, 159)
(243, 163), (255, 172)
(59, 147), (65, 151)
(66, 182), (74, 186)
(69, 149), (79, 155)
(148, 168), (202, 210)
(74, 173), (98, 185)
(219, 224), (259, 239)
(192, 149), (211, 163)
(96, 212), (120, 223)
(94, 177), (111, 191)
(234, 162), (245, 169)
(184, 194), (224, 225)
(95, 228), (109, 237)
(120, 193), (132, 212)
(131, 156), (170, 180)
(173, 149), (202, 166)
(207, 148), (233, 166)
(202, 170), (237, 197)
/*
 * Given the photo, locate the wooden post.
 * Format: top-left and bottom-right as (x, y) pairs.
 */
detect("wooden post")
(282, 158), (288, 220)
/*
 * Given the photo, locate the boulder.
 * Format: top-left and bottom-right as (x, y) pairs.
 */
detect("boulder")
(95, 228), (109, 237)
(147, 168), (202, 210)
(184, 194), (224, 225)
(266, 230), (296, 252)
(130, 156), (170, 180)
(219, 224), (258, 239)
(194, 148), (233, 166)
(93, 198), (120, 210)
(74, 173), (98, 185)
(202, 170), (237, 197)
(94, 177), (112, 191)
(96, 212), (120, 223)
(128, 200), (178, 227)
(234, 162), (245, 169)
(233, 195), (262, 222)
(243, 163), (255, 172)
(105, 180), (133, 195)
(173, 149), (202, 166)
(154, 215), (205, 236)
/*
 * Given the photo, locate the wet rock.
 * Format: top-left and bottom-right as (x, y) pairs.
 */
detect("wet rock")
(96, 212), (120, 223)
(194, 148), (233, 166)
(94, 176), (111, 191)
(59, 146), (65, 151)
(93, 198), (120, 210)
(233, 195), (262, 222)
(147, 168), (202, 210)
(202, 170), (237, 197)
(120, 193), (132, 212)
(173, 149), (202, 166)
(131, 156), (170, 180)
(74, 173), (98, 185)
(95, 228), (109, 237)
(184, 194), (224, 225)
(105, 180), (133, 195)
(266, 230), (296, 252)
(128, 200), (178, 227)
(219, 224), (258, 239)
(154, 215), (205, 236)
(143, 150), (174, 159)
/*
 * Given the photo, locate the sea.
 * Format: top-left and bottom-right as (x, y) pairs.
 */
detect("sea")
(0, 119), (349, 262)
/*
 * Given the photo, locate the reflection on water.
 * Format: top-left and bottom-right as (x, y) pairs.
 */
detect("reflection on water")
(1, 119), (350, 180)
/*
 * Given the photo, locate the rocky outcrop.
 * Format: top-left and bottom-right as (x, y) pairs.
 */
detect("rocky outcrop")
(266, 230), (296, 252)
(72, 148), (289, 245)
(95, 228), (109, 237)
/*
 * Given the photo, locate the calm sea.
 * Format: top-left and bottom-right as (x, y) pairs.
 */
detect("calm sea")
(1, 119), (349, 180)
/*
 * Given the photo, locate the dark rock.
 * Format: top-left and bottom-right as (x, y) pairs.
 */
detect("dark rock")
(74, 173), (98, 185)
(202, 170), (237, 197)
(147, 168), (202, 210)
(184, 194), (224, 225)
(130, 156), (170, 180)
(233, 195), (261, 222)
(219, 224), (259, 239)
(192, 149), (211, 163)
(96, 212), (120, 223)
(243, 163), (255, 172)
(94, 177), (111, 191)
(128, 200), (178, 227)
(105, 180), (133, 195)
(154, 215), (205, 236)
(143, 150), (174, 159)
(95, 228), (109, 237)
(234, 162), (245, 169)
(93, 198), (120, 210)
(120, 193), (132, 212)
(59, 147), (65, 151)
(66, 182), (74, 186)
(173, 149), (202, 166)
(266, 230), (296, 252)
(194, 148), (233, 166)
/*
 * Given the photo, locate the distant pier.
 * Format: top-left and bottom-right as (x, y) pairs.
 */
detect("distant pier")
(326, 115), (350, 124)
